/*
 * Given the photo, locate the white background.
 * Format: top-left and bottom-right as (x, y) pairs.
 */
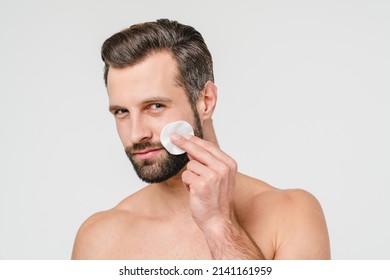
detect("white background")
(0, 0), (389, 259)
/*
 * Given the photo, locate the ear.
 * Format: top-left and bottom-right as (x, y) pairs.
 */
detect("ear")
(197, 81), (218, 121)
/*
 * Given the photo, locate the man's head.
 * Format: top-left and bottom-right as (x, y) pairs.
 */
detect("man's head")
(102, 19), (217, 183)
(102, 18), (214, 109)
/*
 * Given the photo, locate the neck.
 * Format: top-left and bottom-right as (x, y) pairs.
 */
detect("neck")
(202, 118), (219, 147)
(150, 169), (192, 215)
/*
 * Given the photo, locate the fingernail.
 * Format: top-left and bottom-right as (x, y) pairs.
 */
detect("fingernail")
(171, 133), (182, 141)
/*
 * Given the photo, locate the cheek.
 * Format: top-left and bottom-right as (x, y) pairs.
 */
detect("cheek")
(157, 116), (190, 132)
(169, 108), (197, 125)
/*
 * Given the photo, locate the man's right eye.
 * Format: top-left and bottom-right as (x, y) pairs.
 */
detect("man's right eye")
(114, 108), (129, 116)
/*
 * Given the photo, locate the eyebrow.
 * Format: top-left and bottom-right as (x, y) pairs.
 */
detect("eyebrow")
(142, 96), (173, 104)
(108, 105), (123, 114)
(108, 96), (173, 113)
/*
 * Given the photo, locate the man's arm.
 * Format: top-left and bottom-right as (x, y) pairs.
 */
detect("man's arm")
(200, 212), (265, 259)
(171, 134), (330, 260)
(243, 187), (330, 259)
(171, 134), (265, 259)
(71, 211), (120, 259)
(270, 189), (331, 259)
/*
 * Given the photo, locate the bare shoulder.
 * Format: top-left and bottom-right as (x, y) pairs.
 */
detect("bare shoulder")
(241, 184), (330, 259)
(252, 188), (325, 216)
(71, 187), (151, 259)
(71, 208), (131, 259)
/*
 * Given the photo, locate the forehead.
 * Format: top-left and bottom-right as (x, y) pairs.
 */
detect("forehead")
(107, 51), (184, 103)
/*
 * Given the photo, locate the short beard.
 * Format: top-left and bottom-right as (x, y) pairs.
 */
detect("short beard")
(125, 109), (203, 184)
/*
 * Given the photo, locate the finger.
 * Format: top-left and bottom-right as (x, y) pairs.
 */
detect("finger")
(187, 136), (234, 165)
(182, 169), (215, 198)
(171, 133), (237, 170)
(171, 133), (220, 167)
(186, 159), (210, 176)
(181, 169), (199, 188)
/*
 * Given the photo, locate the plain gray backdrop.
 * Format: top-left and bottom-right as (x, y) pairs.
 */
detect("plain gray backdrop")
(1, 0), (389, 259)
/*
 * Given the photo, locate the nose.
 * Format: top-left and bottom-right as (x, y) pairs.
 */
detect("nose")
(128, 115), (152, 144)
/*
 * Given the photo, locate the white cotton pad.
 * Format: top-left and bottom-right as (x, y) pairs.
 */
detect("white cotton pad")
(160, 120), (194, 155)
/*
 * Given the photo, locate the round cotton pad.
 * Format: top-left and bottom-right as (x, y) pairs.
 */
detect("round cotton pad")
(160, 120), (194, 155)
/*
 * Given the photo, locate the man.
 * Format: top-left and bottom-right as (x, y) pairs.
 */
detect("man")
(72, 19), (330, 259)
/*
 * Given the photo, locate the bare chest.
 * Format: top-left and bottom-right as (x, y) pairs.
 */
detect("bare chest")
(105, 218), (212, 259)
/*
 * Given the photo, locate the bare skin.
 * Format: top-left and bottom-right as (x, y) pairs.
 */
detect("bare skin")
(72, 51), (330, 260)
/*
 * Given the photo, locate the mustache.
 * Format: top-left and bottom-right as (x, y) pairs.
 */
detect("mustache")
(125, 141), (165, 155)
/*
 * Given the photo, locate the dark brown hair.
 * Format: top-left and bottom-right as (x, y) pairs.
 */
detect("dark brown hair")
(101, 19), (214, 105)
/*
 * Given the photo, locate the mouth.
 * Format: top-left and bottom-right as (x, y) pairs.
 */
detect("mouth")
(133, 148), (163, 160)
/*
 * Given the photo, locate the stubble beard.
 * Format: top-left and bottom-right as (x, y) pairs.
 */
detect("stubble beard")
(125, 109), (203, 184)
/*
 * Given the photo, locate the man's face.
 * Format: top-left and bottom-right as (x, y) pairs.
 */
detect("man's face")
(107, 51), (202, 183)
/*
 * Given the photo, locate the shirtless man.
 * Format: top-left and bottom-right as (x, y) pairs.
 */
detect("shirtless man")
(72, 19), (330, 260)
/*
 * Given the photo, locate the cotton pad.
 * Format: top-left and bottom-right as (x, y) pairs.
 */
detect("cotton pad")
(160, 120), (194, 155)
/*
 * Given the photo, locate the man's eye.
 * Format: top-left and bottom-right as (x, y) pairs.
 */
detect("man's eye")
(150, 103), (164, 110)
(114, 108), (128, 115)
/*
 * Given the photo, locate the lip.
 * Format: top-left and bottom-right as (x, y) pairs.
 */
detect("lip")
(133, 148), (163, 160)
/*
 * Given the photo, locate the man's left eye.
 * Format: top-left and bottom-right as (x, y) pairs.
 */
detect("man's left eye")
(150, 103), (164, 110)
